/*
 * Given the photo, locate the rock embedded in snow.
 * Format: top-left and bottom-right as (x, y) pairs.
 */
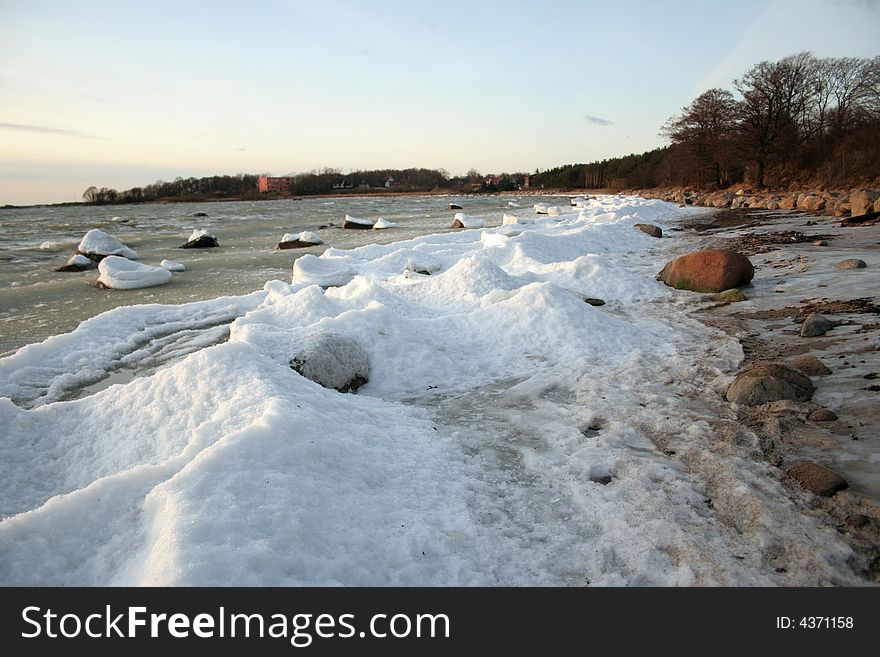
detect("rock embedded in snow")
(448, 203), (463, 210)
(278, 231), (324, 249)
(583, 297), (605, 306)
(191, 212), (208, 217)
(726, 362), (814, 406)
(533, 203), (549, 214)
(54, 254), (96, 272)
(77, 229), (139, 261)
(343, 215), (375, 230)
(181, 229), (219, 248)
(800, 313), (839, 337)
(289, 333), (370, 393)
(657, 249), (754, 293)
(546, 206), (561, 217)
(372, 218), (396, 230)
(450, 213), (484, 229)
(786, 461), (848, 497)
(160, 259), (186, 272)
(788, 354), (831, 376)
(96, 255), (173, 290)
(835, 258), (867, 270)
(634, 223), (662, 238)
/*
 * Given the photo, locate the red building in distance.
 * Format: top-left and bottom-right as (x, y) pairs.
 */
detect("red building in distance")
(258, 176), (292, 193)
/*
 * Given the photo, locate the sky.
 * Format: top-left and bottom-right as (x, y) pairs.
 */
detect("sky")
(1, 0), (878, 205)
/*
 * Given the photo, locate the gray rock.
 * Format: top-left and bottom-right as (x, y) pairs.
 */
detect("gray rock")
(712, 289), (747, 303)
(787, 354), (831, 376)
(290, 333), (370, 393)
(835, 259), (867, 270)
(786, 461), (848, 497)
(726, 362), (814, 405)
(634, 223), (662, 238)
(800, 313), (839, 337)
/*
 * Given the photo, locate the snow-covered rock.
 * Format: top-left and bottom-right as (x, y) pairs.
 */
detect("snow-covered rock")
(533, 203), (549, 214)
(54, 254), (96, 272)
(96, 256), (173, 289)
(160, 259), (186, 272)
(181, 229), (219, 248)
(372, 218), (396, 230)
(292, 254), (356, 287)
(451, 213), (484, 229)
(547, 206), (561, 216)
(77, 229), (138, 261)
(343, 215), (375, 229)
(290, 332), (370, 393)
(278, 231), (324, 249)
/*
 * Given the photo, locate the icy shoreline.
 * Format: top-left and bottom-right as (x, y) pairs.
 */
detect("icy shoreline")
(0, 196), (866, 585)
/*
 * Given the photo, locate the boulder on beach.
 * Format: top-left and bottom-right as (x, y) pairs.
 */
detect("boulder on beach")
(160, 259), (186, 272)
(96, 255), (173, 289)
(54, 254), (96, 272)
(181, 229), (219, 248)
(800, 313), (840, 337)
(849, 189), (879, 216)
(448, 203), (463, 210)
(451, 213), (484, 229)
(726, 361), (814, 405)
(278, 231), (324, 249)
(191, 212), (208, 217)
(634, 223), (662, 238)
(657, 249), (754, 293)
(342, 214), (375, 230)
(786, 461), (848, 497)
(787, 354), (831, 376)
(77, 229), (138, 261)
(797, 194), (825, 211)
(373, 218), (396, 230)
(835, 258), (867, 270)
(289, 332), (370, 393)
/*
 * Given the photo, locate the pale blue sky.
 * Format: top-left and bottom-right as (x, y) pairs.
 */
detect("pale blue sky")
(1, 0), (878, 205)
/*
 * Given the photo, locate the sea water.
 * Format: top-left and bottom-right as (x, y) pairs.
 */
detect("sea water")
(0, 194), (552, 354)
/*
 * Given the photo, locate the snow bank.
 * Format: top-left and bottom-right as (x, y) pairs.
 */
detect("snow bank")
(77, 229), (138, 260)
(0, 195), (860, 586)
(97, 256), (172, 290)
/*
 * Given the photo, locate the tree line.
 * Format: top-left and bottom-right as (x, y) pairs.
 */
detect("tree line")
(532, 52), (880, 191)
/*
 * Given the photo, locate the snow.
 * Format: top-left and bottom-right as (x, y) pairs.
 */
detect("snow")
(373, 218), (396, 229)
(77, 228), (138, 260)
(160, 259), (186, 272)
(0, 195), (862, 586)
(281, 231), (323, 245)
(502, 213), (532, 225)
(97, 256), (173, 289)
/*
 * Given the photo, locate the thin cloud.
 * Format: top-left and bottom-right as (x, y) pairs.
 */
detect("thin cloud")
(0, 122), (103, 139)
(585, 115), (615, 126)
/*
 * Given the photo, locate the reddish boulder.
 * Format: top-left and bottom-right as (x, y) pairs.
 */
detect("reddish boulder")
(786, 461), (848, 497)
(657, 249), (754, 293)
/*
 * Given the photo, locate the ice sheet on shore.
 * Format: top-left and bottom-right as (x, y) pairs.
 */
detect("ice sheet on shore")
(0, 196), (860, 585)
